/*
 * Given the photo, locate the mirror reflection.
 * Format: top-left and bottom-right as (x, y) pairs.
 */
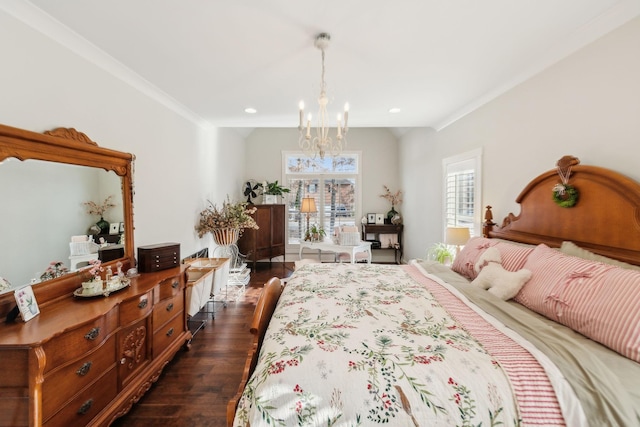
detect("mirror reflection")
(0, 159), (124, 294)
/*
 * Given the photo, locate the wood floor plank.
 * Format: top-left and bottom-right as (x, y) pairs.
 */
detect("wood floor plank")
(111, 262), (294, 426)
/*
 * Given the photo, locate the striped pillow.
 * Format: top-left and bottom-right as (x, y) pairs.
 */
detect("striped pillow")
(515, 244), (640, 362)
(452, 237), (534, 280)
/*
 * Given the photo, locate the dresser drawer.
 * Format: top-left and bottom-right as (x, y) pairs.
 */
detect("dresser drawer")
(44, 367), (117, 427)
(153, 291), (184, 331)
(43, 309), (118, 374)
(153, 313), (184, 358)
(42, 336), (116, 418)
(156, 274), (183, 301)
(120, 290), (153, 326)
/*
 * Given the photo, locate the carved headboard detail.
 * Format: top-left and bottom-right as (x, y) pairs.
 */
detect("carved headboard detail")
(484, 155), (640, 266)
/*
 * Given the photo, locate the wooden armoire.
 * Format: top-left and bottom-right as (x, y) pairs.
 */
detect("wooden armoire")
(237, 204), (286, 269)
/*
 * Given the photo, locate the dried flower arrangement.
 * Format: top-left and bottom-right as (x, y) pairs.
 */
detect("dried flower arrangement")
(84, 195), (116, 217)
(380, 185), (403, 206)
(195, 196), (259, 238)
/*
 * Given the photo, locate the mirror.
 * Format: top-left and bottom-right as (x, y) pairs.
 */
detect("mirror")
(0, 124), (134, 313)
(0, 159), (124, 290)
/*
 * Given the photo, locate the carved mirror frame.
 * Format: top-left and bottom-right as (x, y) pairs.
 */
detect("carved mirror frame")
(0, 123), (135, 315)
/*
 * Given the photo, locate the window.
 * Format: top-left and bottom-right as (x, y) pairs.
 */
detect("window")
(283, 152), (361, 246)
(442, 148), (482, 237)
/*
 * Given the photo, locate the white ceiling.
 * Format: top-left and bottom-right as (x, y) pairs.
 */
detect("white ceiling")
(6, 0), (640, 130)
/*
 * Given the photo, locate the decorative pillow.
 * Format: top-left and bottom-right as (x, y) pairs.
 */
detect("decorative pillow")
(470, 248), (532, 300)
(515, 244), (640, 363)
(452, 237), (492, 280)
(560, 241), (640, 272)
(451, 237), (534, 280)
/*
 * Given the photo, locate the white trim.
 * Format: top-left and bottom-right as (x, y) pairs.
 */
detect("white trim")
(0, 0), (210, 129)
(442, 147), (483, 238)
(433, 0), (640, 131)
(282, 151), (363, 252)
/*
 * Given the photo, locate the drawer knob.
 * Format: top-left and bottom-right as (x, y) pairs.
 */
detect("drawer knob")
(166, 303), (174, 312)
(138, 299), (148, 309)
(171, 281), (179, 289)
(166, 327), (174, 337)
(84, 327), (100, 341)
(77, 398), (94, 415)
(76, 361), (93, 377)
(120, 357), (127, 365)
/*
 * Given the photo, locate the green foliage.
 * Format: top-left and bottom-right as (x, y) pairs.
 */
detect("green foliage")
(262, 180), (290, 196)
(427, 242), (454, 264)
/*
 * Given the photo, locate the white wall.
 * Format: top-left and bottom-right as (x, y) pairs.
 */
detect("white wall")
(0, 9), (246, 278)
(400, 16), (640, 260)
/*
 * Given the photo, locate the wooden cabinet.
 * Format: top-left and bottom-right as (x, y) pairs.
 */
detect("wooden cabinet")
(238, 204), (286, 269)
(361, 224), (403, 264)
(0, 266), (190, 427)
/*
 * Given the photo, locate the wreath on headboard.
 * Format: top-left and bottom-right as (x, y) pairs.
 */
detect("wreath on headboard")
(552, 155), (580, 208)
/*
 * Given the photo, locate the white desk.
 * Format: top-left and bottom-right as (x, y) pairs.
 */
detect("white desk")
(299, 240), (372, 264)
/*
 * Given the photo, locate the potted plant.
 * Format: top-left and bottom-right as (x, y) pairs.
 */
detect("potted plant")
(427, 242), (455, 265)
(261, 180), (290, 204)
(195, 196), (259, 245)
(305, 224), (326, 242)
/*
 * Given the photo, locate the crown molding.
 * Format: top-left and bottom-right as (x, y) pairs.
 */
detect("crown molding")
(0, 0), (211, 129)
(433, 0), (640, 131)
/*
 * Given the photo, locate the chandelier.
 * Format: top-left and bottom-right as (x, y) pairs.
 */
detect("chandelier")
(298, 33), (349, 160)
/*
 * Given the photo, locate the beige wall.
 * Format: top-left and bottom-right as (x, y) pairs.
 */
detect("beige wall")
(400, 16), (640, 260)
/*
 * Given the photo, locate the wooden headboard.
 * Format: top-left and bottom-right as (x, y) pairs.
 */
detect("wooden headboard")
(484, 155), (640, 266)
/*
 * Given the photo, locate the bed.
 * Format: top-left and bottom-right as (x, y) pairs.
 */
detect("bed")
(228, 155), (640, 426)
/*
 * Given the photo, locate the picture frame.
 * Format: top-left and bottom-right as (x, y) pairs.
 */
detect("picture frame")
(14, 285), (39, 322)
(109, 223), (120, 235)
(367, 213), (376, 224)
(119, 222), (125, 233)
(375, 213), (385, 225)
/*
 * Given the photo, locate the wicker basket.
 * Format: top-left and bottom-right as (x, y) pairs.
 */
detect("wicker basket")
(211, 228), (240, 246)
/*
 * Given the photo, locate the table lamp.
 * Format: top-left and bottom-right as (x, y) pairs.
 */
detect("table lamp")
(300, 197), (317, 239)
(446, 227), (471, 256)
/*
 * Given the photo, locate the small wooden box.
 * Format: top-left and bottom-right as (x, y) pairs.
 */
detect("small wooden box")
(137, 243), (180, 273)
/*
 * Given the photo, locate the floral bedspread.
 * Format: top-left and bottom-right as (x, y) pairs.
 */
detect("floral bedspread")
(234, 263), (560, 426)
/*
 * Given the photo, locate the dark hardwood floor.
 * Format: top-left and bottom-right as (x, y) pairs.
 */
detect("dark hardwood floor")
(111, 262), (295, 427)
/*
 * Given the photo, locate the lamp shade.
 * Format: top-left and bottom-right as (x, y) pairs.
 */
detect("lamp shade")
(445, 227), (470, 246)
(300, 197), (317, 214)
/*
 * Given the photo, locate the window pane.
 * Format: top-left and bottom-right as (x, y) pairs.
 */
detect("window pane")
(286, 178), (320, 243)
(445, 170), (474, 229)
(285, 153), (360, 246)
(286, 153), (358, 174)
(321, 178), (356, 236)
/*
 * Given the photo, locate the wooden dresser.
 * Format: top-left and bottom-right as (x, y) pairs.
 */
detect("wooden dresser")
(0, 266), (191, 427)
(237, 204), (286, 269)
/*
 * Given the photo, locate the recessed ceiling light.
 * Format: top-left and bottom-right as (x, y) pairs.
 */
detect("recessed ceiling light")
(244, 107), (257, 114)
(389, 108), (401, 114)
